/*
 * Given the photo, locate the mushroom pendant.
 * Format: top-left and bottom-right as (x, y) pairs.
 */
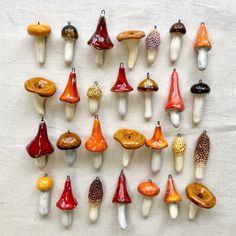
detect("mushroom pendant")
(36, 173), (53, 216)
(85, 115), (108, 170)
(60, 68), (80, 121)
(87, 10), (113, 66)
(165, 69), (185, 128)
(27, 22), (51, 64)
(26, 118), (54, 169)
(87, 81), (102, 115)
(112, 170), (132, 230)
(56, 176), (78, 228)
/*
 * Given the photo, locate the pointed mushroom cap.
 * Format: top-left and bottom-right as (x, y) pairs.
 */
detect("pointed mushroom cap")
(137, 179), (160, 197)
(88, 177), (103, 207)
(61, 22), (78, 40)
(186, 183), (216, 209)
(146, 26), (161, 51)
(87, 81), (103, 100)
(164, 175), (182, 203)
(85, 115), (108, 152)
(27, 22), (51, 37)
(137, 73), (159, 93)
(145, 121), (168, 150)
(117, 30), (145, 41)
(36, 174), (53, 191)
(191, 80), (210, 94)
(56, 176), (78, 210)
(169, 20), (186, 34)
(194, 22), (211, 50)
(112, 170), (132, 204)
(60, 68), (80, 104)
(57, 130), (81, 150)
(172, 134), (186, 157)
(24, 77), (56, 97)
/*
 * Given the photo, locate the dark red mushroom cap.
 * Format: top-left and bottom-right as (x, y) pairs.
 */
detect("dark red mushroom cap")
(112, 170), (132, 204)
(87, 10), (114, 50)
(26, 118), (54, 158)
(56, 176), (78, 210)
(111, 63), (133, 93)
(191, 80), (210, 94)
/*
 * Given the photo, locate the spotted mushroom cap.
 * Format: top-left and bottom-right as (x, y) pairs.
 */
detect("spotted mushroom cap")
(146, 26), (160, 51)
(88, 177), (103, 208)
(172, 134), (186, 157)
(87, 81), (102, 100)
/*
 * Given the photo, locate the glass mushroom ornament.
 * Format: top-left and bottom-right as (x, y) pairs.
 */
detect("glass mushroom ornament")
(114, 129), (146, 167)
(85, 115), (108, 170)
(194, 22), (212, 71)
(87, 81), (102, 115)
(61, 22), (78, 64)
(27, 22), (51, 64)
(137, 179), (160, 218)
(60, 68), (80, 121)
(186, 183), (216, 220)
(56, 176), (77, 228)
(56, 130), (81, 166)
(165, 69), (185, 128)
(87, 10), (113, 66)
(36, 173), (53, 217)
(112, 170), (132, 230)
(26, 118), (54, 169)
(164, 175), (182, 219)
(24, 77), (56, 116)
(117, 30), (145, 69)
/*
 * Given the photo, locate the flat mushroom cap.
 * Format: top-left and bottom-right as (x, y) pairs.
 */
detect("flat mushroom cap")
(186, 183), (216, 209)
(61, 22), (78, 40)
(117, 30), (145, 41)
(164, 175), (182, 203)
(88, 177), (103, 207)
(57, 131), (81, 150)
(87, 81), (102, 100)
(137, 179), (160, 197)
(27, 23), (51, 37)
(194, 22), (211, 50)
(114, 129), (146, 150)
(191, 80), (210, 94)
(36, 174), (53, 191)
(24, 77), (56, 97)
(169, 20), (186, 34)
(137, 73), (159, 93)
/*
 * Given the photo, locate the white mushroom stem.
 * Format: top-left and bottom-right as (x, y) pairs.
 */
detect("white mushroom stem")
(197, 47), (208, 71)
(117, 93), (128, 117)
(169, 110), (180, 128)
(93, 152), (103, 170)
(34, 36), (46, 64)
(169, 203), (178, 219)
(122, 149), (134, 167)
(61, 210), (73, 228)
(123, 39), (140, 69)
(188, 201), (199, 220)
(151, 149), (162, 173)
(89, 206), (99, 222)
(35, 155), (47, 169)
(193, 94), (205, 125)
(65, 103), (76, 121)
(64, 40), (75, 64)
(147, 49), (157, 65)
(195, 165), (205, 180)
(174, 155), (184, 173)
(33, 94), (46, 116)
(65, 149), (76, 166)
(89, 99), (99, 115)
(144, 92), (153, 119)
(141, 196), (153, 218)
(170, 33), (182, 63)
(38, 190), (50, 216)
(117, 204), (127, 230)
(94, 48), (105, 66)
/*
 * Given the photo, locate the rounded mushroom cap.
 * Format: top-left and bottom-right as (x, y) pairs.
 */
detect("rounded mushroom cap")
(194, 22), (211, 50)
(137, 179), (160, 197)
(172, 134), (186, 157)
(114, 129), (146, 150)
(87, 81), (102, 99)
(169, 20), (186, 35)
(117, 30), (145, 41)
(36, 174), (53, 191)
(191, 80), (210, 94)
(24, 77), (56, 97)
(88, 177), (103, 207)
(186, 183), (216, 209)
(164, 175), (182, 203)
(137, 73), (159, 93)
(27, 23), (51, 37)
(61, 22), (78, 40)
(146, 26), (161, 51)
(57, 130), (81, 150)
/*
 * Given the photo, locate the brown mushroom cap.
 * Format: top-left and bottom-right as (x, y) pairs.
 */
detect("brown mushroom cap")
(186, 183), (216, 209)
(169, 20), (186, 35)
(27, 23), (51, 37)
(57, 131), (81, 150)
(24, 77), (56, 97)
(88, 177), (103, 208)
(117, 30), (145, 41)
(114, 129), (146, 149)
(137, 73), (159, 93)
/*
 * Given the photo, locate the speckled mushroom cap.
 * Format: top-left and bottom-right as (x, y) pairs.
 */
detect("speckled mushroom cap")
(57, 130), (81, 150)
(88, 177), (103, 208)
(191, 80), (210, 94)
(172, 134), (186, 157)
(61, 22), (78, 40)
(194, 22), (211, 50)
(186, 183), (216, 209)
(137, 73), (159, 93)
(24, 77), (56, 97)
(27, 23), (51, 37)
(87, 81), (102, 100)
(117, 30), (145, 41)
(146, 26), (160, 51)
(169, 20), (186, 34)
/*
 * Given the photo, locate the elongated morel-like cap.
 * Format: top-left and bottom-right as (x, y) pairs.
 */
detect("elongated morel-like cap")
(164, 175), (182, 203)
(60, 68), (80, 104)
(26, 118), (54, 158)
(88, 177), (103, 208)
(87, 10), (113, 50)
(57, 130), (81, 150)
(85, 115), (108, 152)
(56, 176), (78, 210)
(172, 134), (186, 157)
(61, 22), (78, 40)
(146, 26), (160, 51)
(111, 63), (133, 93)
(194, 22), (211, 50)
(27, 22), (51, 37)
(165, 69), (185, 111)
(137, 73), (159, 93)
(169, 20), (186, 34)
(137, 179), (160, 197)
(191, 80), (210, 94)
(36, 173), (53, 191)
(112, 170), (131, 204)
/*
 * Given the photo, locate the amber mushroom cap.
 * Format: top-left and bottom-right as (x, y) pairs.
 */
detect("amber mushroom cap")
(138, 179), (160, 197)
(164, 175), (182, 203)
(27, 23), (51, 37)
(137, 73), (159, 93)
(36, 174), (53, 191)
(57, 131), (81, 150)
(117, 30), (145, 41)
(194, 22), (211, 50)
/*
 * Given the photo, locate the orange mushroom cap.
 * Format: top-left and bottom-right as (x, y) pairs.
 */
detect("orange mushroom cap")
(164, 175), (182, 203)
(137, 179), (160, 197)
(194, 22), (211, 50)
(36, 173), (53, 191)
(145, 121), (168, 150)
(60, 68), (80, 104)
(85, 115), (108, 152)
(27, 22), (51, 37)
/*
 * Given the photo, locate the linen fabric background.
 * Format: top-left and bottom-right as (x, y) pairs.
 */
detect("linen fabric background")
(0, 0), (235, 235)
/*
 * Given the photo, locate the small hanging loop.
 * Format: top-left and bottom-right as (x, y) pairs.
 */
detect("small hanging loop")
(157, 121), (160, 126)
(96, 177), (100, 180)
(67, 175), (70, 179)
(94, 81), (98, 86)
(168, 174), (172, 179)
(120, 62), (124, 68)
(95, 115), (98, 119)
(177, 133), (181, 137)
(44, 173), (48, 177)
(72, 68), (75, 72)
(68, 21), (71, 25)
(101, 10), (105, 16)
(154, 25), (157, 29)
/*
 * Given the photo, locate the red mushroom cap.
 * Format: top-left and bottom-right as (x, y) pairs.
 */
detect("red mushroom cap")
(111, 63), (133, 93)
(87, 10), (114, 50)
(165, 69), (185, 111)
(112, 170), (132, 204)
(26, 118), (54, 158)
(56, 176), (78, 210)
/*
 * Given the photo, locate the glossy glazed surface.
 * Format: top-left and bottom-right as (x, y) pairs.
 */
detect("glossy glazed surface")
(36, 174), (53, 191)
(88, 177), (103, 207)
(172, 134), (186, 157)
(164, 175), (182, 203)
(191, 80), (210, 94)
(169, 20), (186, 34)
(87, 82), (102, 100)
(27, 22), (51, 37)
(57, 131), (81, 150)
(137, 73), (159, 92)
(61, 22), (78, 40)
(194, 22), (211, 49)
(137, 179), (160, 197)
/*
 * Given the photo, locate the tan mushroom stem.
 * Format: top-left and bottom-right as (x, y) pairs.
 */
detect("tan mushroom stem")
(117, 204), (127, 230)
(169, 203), (179, 219)
(144, 92), (153, 119)
(122, 149), (134, 167)
(197, 47), (208, 71)
(151, 149), (162, 173)
(94, 49), (105, 66)
(169, 110), (180, 128)
(117, 93), (128, 117)
(64, 39), (75, 64)
(170, 33), (182, 63)
(65, 103), (76, 121)
(89, 99), (100, 115)
(65, 149), (76, 166)
(35, 156), (47, 169)
(39, 190), (50, 216)
(34, 36), (46, 64)
(61, 210), (73, 228)
(33, 94), (46, 116)
(188, 201), (199, 220)
(92, 152), (103, 170)
(142, 196), (153, 218)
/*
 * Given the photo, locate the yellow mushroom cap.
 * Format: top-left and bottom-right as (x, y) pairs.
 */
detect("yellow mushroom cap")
(172, 134), (186, 157)
(87, 81), (102, 100)
(36, 174), (53, 191)
(27, 23), (51, 37)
